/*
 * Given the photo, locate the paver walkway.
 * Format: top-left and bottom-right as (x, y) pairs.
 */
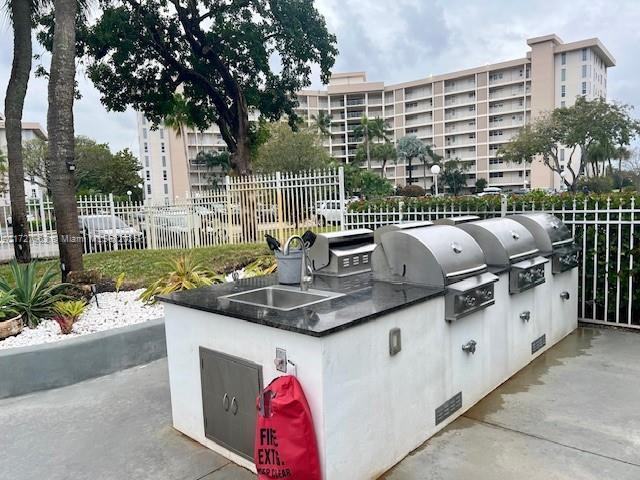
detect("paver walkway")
(1, 326), (639, 479)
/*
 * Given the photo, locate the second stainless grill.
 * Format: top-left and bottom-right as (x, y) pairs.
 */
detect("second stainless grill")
(372, 225), (498, 321)
(457, 218), (549, 294)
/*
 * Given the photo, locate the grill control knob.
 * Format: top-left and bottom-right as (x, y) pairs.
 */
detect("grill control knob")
(465, 295), (478, 308)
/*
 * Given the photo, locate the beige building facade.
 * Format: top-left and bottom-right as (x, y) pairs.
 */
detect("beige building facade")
(137, 34), (615, 202)
(0, 114), (48, 201)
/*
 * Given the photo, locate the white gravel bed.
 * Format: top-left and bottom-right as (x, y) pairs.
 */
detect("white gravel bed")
(0, 289), (164, 351)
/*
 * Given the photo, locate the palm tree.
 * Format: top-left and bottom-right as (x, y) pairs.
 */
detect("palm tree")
(371, 142), (397, 178)
(47, 0), (83, 279)
(311, 111), (332, 137)
(397, 135), (426, 185)
(3, 0), (45, 262)
(353, 116), (389, 170)
(164, 93), (198, 190)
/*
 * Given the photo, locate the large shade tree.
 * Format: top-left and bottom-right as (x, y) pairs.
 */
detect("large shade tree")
(500, 97), (639, 191)
(81, 0), (337, 175)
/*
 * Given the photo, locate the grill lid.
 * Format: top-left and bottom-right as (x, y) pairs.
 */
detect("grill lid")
(434, 215), (480, 226)
(458, 218), (539, 267)
(509, 213), (573, 254)
(372, 225), (488, 287)
(374, 221), (434, 244)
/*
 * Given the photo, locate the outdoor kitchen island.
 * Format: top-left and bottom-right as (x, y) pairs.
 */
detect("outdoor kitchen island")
(160, 223), (578, 480)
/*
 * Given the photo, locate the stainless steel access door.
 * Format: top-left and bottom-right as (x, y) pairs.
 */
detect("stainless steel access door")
(200, 347), (263, 461)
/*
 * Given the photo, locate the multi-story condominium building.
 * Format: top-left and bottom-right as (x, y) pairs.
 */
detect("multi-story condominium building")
(137, 34), (614, 202)
(0, 114), (48, 201)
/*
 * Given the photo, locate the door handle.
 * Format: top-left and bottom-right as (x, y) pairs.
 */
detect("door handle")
(222, 393), (230, 411)
(231, 397), (239, 415)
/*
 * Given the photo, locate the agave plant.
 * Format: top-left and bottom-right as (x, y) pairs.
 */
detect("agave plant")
(139, 255), (223, 304)
(0, 291), (18, 322)
(0, 261), (68, 328)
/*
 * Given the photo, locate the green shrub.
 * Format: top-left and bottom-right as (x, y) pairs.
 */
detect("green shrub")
(139, 255), (224, 304)
(0, 261), (68, 328)
(397, 185), (426, 197)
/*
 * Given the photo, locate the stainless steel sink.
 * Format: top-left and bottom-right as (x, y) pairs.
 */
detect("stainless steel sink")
(221, 286), (342, 311)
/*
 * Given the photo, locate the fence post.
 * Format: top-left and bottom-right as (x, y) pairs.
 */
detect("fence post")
(338, 166), (346, 229)
(109, 193), (118, 251)
(224, 175), (234, 244)
(276, 171), (285, 241)
(500, 194), (507, 217)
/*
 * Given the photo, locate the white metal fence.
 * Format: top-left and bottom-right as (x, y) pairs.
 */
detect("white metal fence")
(345, 197), (640, 330)
(0, 168), (345, 259)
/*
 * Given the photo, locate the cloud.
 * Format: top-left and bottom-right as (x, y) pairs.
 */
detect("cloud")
(1, 0), (639, 156)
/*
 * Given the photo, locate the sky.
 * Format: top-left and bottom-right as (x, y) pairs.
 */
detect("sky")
(0, 0), (639, 157)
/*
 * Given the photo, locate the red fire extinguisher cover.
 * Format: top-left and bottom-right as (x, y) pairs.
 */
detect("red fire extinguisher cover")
(255, 375), (321, 480)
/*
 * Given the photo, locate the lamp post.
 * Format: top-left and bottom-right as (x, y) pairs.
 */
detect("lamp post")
(127, 190), (132, 203)
(431, 164), (441, 196)
(560, 170), (568, 192)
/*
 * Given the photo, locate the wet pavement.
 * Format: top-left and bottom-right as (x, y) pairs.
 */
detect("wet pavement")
(1, 326), (639, 479)
(384, 327), (640, 479)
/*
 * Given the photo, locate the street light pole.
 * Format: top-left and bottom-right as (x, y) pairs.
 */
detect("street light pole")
(430, 164), (441, 196)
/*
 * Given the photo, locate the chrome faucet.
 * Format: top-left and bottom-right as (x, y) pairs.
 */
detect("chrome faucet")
(283, 235), (313, 291)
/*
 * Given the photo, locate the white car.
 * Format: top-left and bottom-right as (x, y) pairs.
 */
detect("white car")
(315, 200), (348, 226)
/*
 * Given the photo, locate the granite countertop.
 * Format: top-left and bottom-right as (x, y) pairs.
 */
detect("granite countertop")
(159, 273), (444, 337)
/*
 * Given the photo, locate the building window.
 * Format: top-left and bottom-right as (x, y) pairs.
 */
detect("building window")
(161, 142), (165, 153)
(145, 156), (149, 167)
(159, 129), (164, 139)
(561, 85), (566, 98)
(561, 101), (566, 107)
(582, 65), (587, 78)
(582, 82), (587, 95)
(468, 105), (475, 112)
(145, 171), (150, 181)
(162, 156), (166, 167)
(31, 189), (37, 198)
(164, 184), (169, 194)
(561, 52), (566, 65)
(561, 69), (566, 81)
(142, 128), (148, 139)
(144, 142), (148, 153)
(489, 172), (504, 178)
(582, 48), (588, 61)
(560, 149), (565, 162)
(163, 170), (167, 181)
(146, 185), (151, 195)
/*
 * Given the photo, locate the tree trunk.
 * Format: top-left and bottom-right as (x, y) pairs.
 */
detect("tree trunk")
(47, 0), (83, 280)
(365, 132), (371, 171)
(5, 0), (32, 263)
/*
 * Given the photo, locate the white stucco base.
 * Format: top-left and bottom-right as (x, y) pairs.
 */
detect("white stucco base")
(164, 270), (578, 480)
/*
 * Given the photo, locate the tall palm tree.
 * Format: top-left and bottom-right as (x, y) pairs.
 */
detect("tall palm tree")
(311, 111), (332, 137)
(164, 94), (198, 192)
(353, 116), (389, 170)
(47, 0), (83, 279)
(3, 0), (45, 262)
(371, 142), (397, 178)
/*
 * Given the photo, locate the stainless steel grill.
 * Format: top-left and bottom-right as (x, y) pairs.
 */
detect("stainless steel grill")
(509, 213), (580, 274)
(434, 216), (480, 226)
(308, 229), (375, 277)
(372, 225), (498, 321)
(373, 221), (433, 244)
(458, 218), (548, 294)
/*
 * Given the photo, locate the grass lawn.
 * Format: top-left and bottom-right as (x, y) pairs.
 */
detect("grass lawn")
(0, 244), (271, 288)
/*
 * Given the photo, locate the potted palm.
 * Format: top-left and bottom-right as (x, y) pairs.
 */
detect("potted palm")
(0, 291), (21, 340)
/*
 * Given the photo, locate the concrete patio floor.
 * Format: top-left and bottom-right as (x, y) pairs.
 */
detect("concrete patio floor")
(1, 326), (639, 480)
